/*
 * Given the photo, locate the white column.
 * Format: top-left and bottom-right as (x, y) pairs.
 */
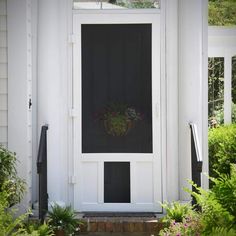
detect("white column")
(7, 0), (33, 212)
(37, 0), (70, 204)
(178, 0), (208, 200)
(165, 0), (179, 201)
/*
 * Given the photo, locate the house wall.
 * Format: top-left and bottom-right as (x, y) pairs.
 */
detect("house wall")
(0, 0), (8, 147)
(7, 0), (33, 211)
(178, 0), (208, 200)
(5, 0), (208, 209)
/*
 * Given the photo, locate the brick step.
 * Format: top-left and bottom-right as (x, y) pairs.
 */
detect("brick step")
(79, 216), (163, 234)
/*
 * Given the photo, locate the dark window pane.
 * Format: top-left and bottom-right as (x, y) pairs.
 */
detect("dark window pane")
(104, 162), (130, 203)
(82, 24), (152, 153)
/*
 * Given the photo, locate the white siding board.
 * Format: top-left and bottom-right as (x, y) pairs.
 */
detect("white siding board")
(0, 78), (7, 93)
(0, 63), (7, 78)
(0, 0), (7, 16)
(0, 110), (7, 126)
(0, 126), (7, 142)
(0, 94), (7, 110)
(0, 31), (7, 47)
(0, 0), (7, 147)
(0, 15), (7, 31)
(0, 48), (7, 63)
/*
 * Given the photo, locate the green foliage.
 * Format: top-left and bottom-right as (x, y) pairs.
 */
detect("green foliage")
(23, 221), (54, 236)
(109, 0), (157, 9)
(209, 227), (236, 236)
(0, 189), (29, 236)
(159, 215), (202, 236)
(186, 181), (234, 234)
(210, 165), (236, 219)
(0, 146), (26, 206)
(48, 204), (79, 235)
(209, 0), (236, 26)
(210, 103), (236, 126)
(161, 165), (236, 235)
(208, 124), (236, 180)
(161, 201), (192, 223)
(186, 165), (236, 234)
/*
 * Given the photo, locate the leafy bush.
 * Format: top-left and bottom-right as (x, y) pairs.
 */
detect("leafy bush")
(160, 165), (236, 235)
(48, 204), (80, 235)
(0, 146), (26, 206)
(160, 202), (202, 236)
(159, 215), (202, 236)
(23, 221), (54, 236)
(188, 164), (236, 234)
(208, 0), (236, 26)
(161, 201), (192, 223)
(0, 188), (29, 236)
(208, 124), (236, 180)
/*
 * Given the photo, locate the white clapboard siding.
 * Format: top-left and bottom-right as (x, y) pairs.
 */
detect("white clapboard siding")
(0, 127), (7, 143)
(0, 0), (7, 16)
(0, 110), (7, 126)
(0, 63), (7, 78)
(0, 31), (7, 47)
(0, 78), (7, 93)
(0, 48), (7, 63)
(0, 94), (7, 110)
(0, 15), (7, 31)
(0, 0), (7, 147)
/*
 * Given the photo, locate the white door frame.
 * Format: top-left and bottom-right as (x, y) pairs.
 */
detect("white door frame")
(72, 10), (162, 212)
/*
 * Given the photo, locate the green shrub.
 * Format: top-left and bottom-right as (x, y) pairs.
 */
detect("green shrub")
(159, 215), (202, 236)
(210, 227), (236, 236)
(208, 124), (236, 180)
(23, 222), (54, 236)
(187, 164), (236, 234)
(0, 188), (29, 236)
(0, 146), (26, 205)
(48, 204), (80, 235)
(161, 165), (236, 235)
(161, 201), (193, 223)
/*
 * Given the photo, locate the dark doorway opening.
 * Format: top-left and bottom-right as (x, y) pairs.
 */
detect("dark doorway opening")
(104, 162), (130, 203)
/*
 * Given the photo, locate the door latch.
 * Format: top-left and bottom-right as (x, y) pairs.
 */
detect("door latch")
(29, 98), (32, 109)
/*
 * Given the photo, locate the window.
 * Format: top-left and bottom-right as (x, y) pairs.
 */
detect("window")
(208, 57), (224, 126)
(73, 0), (160, 10)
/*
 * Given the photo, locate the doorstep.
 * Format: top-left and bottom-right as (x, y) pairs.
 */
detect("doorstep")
(76, 212), (164, 234)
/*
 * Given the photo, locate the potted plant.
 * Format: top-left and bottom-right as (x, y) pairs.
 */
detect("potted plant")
(94, 103), (143, 136)
(48, 204), (79, 236)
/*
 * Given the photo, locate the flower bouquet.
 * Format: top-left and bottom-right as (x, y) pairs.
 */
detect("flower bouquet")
(94, 103), (143, 136)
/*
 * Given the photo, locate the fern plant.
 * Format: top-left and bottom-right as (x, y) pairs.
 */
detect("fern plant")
(185, 164), (236, 234)
(0, 189), (29, 236)
(161, 201), (193, 223)
(207, 227), (236, 236)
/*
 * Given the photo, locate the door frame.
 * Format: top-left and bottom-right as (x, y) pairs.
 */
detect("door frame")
(72, 10), (163, 212)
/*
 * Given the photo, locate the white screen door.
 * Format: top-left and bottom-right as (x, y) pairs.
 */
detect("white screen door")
(73, 11), (162, 212)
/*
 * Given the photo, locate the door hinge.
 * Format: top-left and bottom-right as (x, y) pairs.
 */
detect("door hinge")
(69, 108), (78, 118)
(69, 176), (77, 184)
(68, 34), (78, 44)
